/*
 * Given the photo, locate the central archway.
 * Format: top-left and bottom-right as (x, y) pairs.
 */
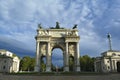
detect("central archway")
(51, 48), (63, 72)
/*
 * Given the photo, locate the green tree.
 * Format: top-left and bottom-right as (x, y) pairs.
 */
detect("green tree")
(80, 55), (95, 72)
(29, 58), (35, 71)
(51, 63), (56, 71)
(69, 56), (74, 71)
(20, 56), (35, 71)
(40, 58), (46, 72)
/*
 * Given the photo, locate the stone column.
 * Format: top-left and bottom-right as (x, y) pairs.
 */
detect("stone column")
(109, 58), (113, 72)
(46, 42), (51, 72)
(75, 42), (80, 72)
(111, 60), (114, 72)
(115, 60), (117, 72)
(64, 42), (69, 72)
(94, 61), (97, 72)
(113, 60), (115, 71)
(34, 41), (40, 72)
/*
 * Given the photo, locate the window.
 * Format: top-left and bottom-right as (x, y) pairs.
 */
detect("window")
(4, 60), (6, 63)
(108, 66), (110, 69)
(107, 61), (109, 63)
(3, 66), (6, 69)
(3, 54), (6, 56)
(112, 53), (116, 56)
(103, 66), (104, 69)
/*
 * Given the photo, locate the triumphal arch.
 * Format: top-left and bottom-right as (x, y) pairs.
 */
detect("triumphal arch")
(34, 22), (80, 72)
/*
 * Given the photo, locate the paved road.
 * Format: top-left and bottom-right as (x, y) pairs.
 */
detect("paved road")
(0, 73), (120, 80)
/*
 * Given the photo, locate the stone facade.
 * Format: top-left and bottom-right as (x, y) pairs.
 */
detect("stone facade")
(0, 49), (20, 73)
(94, 50), (120, 72)
(35, 25), (80, 72)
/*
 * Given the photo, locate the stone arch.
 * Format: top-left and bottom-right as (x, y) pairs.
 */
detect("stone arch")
(51, 48), (64, 71)
(34, 24), (80, 72)
(117, 61), (120, 72)
(51, 44), (65, 52)
(51, 44), (65, 72)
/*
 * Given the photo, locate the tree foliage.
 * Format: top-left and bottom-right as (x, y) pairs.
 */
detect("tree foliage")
(40, 57), (46, 72)
(69, 56), (74, 71)
(80, 55), (95, 72)
(20, 56), (35, 71)
(19, 55), (95, 72)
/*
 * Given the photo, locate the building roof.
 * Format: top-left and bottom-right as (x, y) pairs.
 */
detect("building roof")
(0, 49), (19, 59)
(0, 49), (7, 52)
(101, 50), (120, 55)
(0, 55), (12, 58)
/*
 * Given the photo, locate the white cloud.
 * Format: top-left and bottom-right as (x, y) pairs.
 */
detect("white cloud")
(0, 0), (120, 57)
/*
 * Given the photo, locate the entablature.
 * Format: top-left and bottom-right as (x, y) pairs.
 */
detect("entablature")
(65, 36), (80, 42)
(37, 28), (79, 37)
(35, 35), (51, 42)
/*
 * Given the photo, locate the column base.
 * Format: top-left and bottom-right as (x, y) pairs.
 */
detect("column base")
(75, 66), (81, 72)
(46, 66), (51, 72)
(64, 66), (69, 72)
(34, 66), (40, 72)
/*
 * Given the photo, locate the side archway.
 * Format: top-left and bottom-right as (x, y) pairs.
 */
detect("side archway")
(117, 61), (120, 72)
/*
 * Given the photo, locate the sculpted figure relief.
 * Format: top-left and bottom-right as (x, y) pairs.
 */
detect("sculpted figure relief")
(41, 44), (47, 55)
(69, 44), (75, 55)
(39, 30), (49, 35)
(67, 30), (77, 36)
(44, 30), (48, 35)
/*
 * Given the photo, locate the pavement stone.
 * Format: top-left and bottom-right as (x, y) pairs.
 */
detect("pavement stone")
(0, 73), (120, 80)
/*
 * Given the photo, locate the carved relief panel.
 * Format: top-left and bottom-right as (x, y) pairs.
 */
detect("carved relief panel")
(38, 30), (49, 36)
(68, 43), (76, 56)
(40, 43), (47, 56)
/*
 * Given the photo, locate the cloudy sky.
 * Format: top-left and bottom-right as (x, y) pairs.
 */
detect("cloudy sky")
(0, 0), (120, 66)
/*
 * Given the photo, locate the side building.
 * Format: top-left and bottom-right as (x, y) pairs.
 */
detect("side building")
(94, 50), (120, 72)
(0, 49), (20, 73)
